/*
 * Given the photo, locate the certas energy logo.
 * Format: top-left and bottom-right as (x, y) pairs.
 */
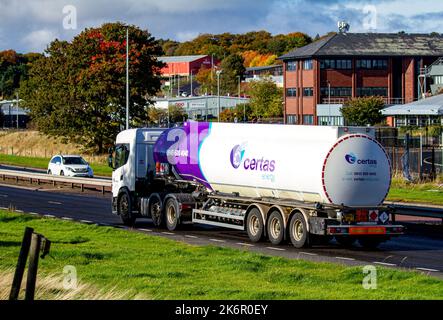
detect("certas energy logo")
(345, 153), (377, 166)
(230, 144), (275, 172)
(230, 144), (245, 169)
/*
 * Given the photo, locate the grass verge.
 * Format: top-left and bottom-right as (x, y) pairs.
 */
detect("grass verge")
(0, 154), (112, 177)
(388, 177), (443, 206)
(1, 210), (442, 300)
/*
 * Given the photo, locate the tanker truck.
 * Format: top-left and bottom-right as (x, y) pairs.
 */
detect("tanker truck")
(108, 122), (404, 249)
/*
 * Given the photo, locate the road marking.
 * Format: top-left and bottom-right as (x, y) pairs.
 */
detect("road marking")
(335, 256), (355, 261)
(236, 242), (254, 247)
(373, 261), (396, 266)
(300, 252), (318, 256)
(209, 238), (226, 243)
(61, 217), (73, 220)
(48, 201), (62, 205)
(29, 212), (39, 215)
(15, 209), (23, 213)
(185, 235), (198, 239)
(266, 247), (286, 251)
(416, 267), (439, 272)
(138, 228), (153, 232)
(44, 214), (55, 218)
(0, 206), (8, 210)
(162, 232), (175, 235)
(80, 220), (93, 224)
(0, 194), (8, 197)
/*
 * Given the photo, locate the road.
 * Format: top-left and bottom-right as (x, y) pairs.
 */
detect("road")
(0, 184), (442, 278)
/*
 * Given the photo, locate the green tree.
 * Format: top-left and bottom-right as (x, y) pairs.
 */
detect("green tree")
(340, 96), (385, 126)
(20, 22), (164, 153)
(247, 77), (283, 119)
(220, 53), (245, 95)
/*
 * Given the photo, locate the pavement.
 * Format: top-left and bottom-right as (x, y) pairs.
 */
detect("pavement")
(0, 184), (442, 278)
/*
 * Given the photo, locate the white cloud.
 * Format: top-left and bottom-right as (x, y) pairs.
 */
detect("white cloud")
(22, 29), (58, 52)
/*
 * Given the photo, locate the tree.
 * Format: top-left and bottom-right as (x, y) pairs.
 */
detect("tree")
(247, 77), (283, 119)
(220, 53), (245, 95)
(340, 96), (385, 126)
(20, 22), (164, 153)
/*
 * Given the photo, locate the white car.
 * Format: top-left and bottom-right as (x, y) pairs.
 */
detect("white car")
(47, 155), (94, 178)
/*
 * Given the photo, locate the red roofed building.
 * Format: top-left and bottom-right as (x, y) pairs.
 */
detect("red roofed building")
(159, 55), (218, 77)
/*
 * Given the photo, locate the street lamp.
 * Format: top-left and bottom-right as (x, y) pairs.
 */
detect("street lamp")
(216, 70), (223, 121)
(327, 80), (331, 126)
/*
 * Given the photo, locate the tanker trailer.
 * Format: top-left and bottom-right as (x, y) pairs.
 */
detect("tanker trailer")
(109, 122), (404, 248)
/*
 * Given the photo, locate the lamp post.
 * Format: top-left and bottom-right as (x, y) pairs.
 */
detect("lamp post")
(216, 70), (223, 121)
(327, 80), (331, 126)
(125, 26), (129, 130)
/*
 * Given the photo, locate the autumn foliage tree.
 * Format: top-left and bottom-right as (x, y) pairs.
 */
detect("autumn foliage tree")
(20, 22), (164, 153)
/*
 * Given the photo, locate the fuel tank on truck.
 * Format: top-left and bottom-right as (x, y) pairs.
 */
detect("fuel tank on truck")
(153, 121), (391, 207)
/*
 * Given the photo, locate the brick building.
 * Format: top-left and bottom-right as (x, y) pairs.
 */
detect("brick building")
(279, 33), (443, 125)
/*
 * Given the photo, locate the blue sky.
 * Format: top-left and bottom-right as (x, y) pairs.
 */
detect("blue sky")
(1, 0), (443, 53)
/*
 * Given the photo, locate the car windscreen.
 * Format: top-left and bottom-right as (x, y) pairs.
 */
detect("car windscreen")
(63, 157), (87, 165)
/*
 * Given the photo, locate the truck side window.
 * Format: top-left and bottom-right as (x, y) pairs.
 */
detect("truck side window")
(114, 144), (130, 169)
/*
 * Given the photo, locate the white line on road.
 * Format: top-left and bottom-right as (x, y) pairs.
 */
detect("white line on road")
(80, 220), (93, 224)
(335, 256), (355, 261)
(184, 235), (198, 239)
(15, 210), (23, 213)
(0, 207), (8, 210)
(416, 267), (439, 272)
(44, 214), (55, 218)
(29, 212), (39, 215)
(162, 232), (175, 235)
(300, 252), (318, 256)
(266, 247), (286, 251)
(138, 228), (153, 232)
(0, 194), (8, 197)
(373, 261), (396, 266)
(209, 238), (226, 243)
(48, 201), (62, 205)
(61, 217), (73, 220)
(236, 242), (254, 247)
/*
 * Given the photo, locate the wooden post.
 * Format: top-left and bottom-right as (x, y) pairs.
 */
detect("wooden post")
(25, 233), (42, 301)
(81, 184), (84, 192)
(9, 227), (34, 300)
(102, 186), (105, 195)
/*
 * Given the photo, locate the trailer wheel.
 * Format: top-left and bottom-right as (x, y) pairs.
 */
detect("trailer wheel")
(149, 195), (164, 227)
(165, 198), (180, 231)
(118, 190), (135, 226)
(289, 212), (310, 248)
(246, 208), (264, 242)
(267, 211), (285, 245)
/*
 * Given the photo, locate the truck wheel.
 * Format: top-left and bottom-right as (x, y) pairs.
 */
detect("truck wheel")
(246, 208), (264, 242)
(118, 190), (135, 226)
(267, 211), (285, 245)
(165, 198), (180, 231)
(288, 212), (310, 248)
(149, 195), (164, 227)
(359, 237), (383, 249)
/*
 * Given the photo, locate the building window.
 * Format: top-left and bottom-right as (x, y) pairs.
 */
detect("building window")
(286, 88), (297, 97)
(303, 115), (314, 125)
(287, 115), (297, 124)
(395, 116), (406, 127)
(317, 116), (344, 126)
(357, 87), (388, 97)
(320, 59), (352, 70)
(434, 75), (443, 84)
(320, 87), (352, 97)
(303, 59), (313, 70)
(303, 87), (314, 96)
(356, 59), (388, 70)
(286, 60), (297, 71)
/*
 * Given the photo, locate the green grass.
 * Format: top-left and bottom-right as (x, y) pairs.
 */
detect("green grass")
(387, 177), (443, 205)
(0, 211), (442, 300)
(0, 154), (112, 177)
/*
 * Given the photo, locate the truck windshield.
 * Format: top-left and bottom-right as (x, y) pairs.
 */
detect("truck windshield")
(115, 144), (130, 169)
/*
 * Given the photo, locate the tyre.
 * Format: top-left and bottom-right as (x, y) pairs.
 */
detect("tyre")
(288, 212), (310, 248)
(267, 211), (285, 245)
(359, 237), (384, 249)
(60, 170), (64, 176)
(246, 208), (264, 243)
(149, 195), (164, 227)
(165, 198), (180, 231)
(47, 170), (52, 175)
(335, 236), (356, 247)
(118, 190), (136, 226)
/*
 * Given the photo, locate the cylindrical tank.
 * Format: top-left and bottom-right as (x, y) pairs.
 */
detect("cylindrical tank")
(153, 122), (391, 207)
